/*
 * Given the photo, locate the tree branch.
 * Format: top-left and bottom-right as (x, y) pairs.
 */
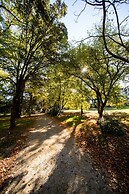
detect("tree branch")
(0, 5), (23, 23)
(102, 0), (129, 63)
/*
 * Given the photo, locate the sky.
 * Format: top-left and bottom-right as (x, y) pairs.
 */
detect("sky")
(51, 0), (129, 43)
(61, 0), (103, 42)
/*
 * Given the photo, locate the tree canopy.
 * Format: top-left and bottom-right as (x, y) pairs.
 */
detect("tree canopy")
(0, 0), (68, 128)
(64, 34), (128, 121)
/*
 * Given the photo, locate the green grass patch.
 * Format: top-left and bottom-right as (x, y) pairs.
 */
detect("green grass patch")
(89, 107), (129, 113)
(66, 115), (84, 126)
(58, 113), (85, 127)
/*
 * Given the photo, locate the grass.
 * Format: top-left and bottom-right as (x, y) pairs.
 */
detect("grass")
(104, 107), (129, 114)
(57, 112), (85, 127)
(63, 107), (129, 114)
(0, 116), (35, 159)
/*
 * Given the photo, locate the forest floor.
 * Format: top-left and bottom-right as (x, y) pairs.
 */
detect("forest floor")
(0, 113), (129, 194)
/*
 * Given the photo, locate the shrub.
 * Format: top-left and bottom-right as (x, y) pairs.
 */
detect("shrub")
(100, 117), (125, 136)
(47, 105), (60, 116)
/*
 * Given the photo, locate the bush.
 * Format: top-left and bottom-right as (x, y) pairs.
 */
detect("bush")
(47, 105), (61, 116)
(100, 117), (125, 136)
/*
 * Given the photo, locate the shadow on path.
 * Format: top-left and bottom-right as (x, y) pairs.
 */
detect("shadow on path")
(30, 130), (113, 194)
(1, 114), (113, 194)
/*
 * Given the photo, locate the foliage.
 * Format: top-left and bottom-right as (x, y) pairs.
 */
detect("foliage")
(100, 117), (125, 136)
(65, 37), (128, 121)
(40, 63), (90, 112)
(1, 0), (129, 127)
(23, 80), (46, 115)
(0, 0), (68, 128)
(0, 70), (9, 79)
(0, 70), (11, 115)
(47, 104), (60, 116)
(43, 64), (71, 111)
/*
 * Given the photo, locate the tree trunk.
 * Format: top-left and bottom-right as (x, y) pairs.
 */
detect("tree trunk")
(10, 96), (16, 129)
(98, 106), (104, 123)
(10, 79), (25, 128)
(97, 101), (107, 125)
(80, 104), (83, 116)
(15, 79), (25, 118)
(15, 95), (22, 118)
(28, 93), (33, 117)
(96, 91), (106, 124)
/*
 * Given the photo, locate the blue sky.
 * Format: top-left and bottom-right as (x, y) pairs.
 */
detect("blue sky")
(51, 0), (129, 42)
(61, 0), (103, 42)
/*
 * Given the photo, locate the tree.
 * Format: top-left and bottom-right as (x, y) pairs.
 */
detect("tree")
(43, 64), (74, 114)
(0, 0), (68, 128)
(106, 85), (126, 107)
(22, 79), (45, 116)
(66, 40), (128, 122)
(81, 0), (129, 63)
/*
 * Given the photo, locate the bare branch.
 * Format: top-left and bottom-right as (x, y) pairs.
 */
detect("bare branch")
(81, 0), (102, 6)
(72, 0), (78, 6)
(120, 15), (129, 25)
(102, 0), (129, 63)
(111, 2), (124, 46)
(74, 3), (87, 22)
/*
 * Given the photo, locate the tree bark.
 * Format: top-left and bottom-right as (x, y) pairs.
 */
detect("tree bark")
(28, 93), (33, 117)
(15, 79), (25, 118)
(96, 91), (107, 124)
(80, 104), (83, 116)
(10, 96), (16, 129)
(10, 79), (25, 128)
(98, 105), (104, 123)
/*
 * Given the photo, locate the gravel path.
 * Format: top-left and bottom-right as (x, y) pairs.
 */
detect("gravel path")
(2, 114), (113, 194)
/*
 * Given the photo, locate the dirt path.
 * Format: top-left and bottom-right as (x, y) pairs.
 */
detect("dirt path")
(1, 114), (113, 194)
